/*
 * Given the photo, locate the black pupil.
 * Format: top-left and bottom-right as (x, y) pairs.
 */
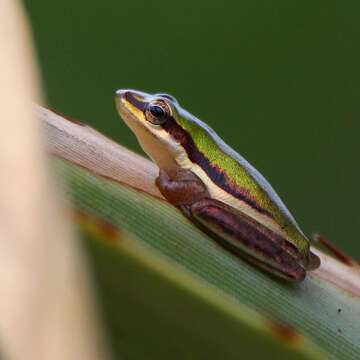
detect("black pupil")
(149, 105), (165, 118)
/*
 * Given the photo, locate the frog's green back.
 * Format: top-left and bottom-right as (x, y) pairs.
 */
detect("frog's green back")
(174, 106), (310, 256)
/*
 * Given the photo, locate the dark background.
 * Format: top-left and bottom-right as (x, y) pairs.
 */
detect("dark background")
(24, 0), (360, 258)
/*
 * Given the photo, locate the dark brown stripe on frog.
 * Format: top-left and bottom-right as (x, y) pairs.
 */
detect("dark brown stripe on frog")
(192, 199), (304, 281)
(125, 92), (148, 112)
(161, 116), (274, 218)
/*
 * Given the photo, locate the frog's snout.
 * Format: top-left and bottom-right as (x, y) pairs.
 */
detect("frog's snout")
(115, 89), (127, 108)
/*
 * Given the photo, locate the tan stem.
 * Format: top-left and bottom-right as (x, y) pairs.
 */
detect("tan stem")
(0, 1), (109, 359)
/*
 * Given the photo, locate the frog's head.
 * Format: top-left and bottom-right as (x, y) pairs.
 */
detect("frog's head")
(116, 89), (178, 131)
(115, 89), (202, 176)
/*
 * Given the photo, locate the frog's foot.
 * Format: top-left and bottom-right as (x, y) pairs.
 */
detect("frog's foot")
(306, 251), (321, 270)
(312, 233), (352, 267)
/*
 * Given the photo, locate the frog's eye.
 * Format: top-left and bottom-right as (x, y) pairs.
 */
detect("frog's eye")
(145, 100), (170, 125)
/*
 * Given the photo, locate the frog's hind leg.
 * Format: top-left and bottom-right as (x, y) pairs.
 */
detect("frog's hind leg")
(155, 169), (306, 282)
(190, 198), (306, 283)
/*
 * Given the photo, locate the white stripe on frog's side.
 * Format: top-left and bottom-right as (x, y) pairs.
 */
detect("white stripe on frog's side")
(174, 147), (289, 239)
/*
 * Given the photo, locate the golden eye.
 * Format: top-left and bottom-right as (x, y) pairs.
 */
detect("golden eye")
(145, 101), (170, 125)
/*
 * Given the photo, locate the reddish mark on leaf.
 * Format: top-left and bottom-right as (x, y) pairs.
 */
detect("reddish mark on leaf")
(267, 319), (299, 343)
(73, 209), (122, 245)
(73, 209), (87, 223)
(313, 233), (354, 266)
(95, 218), (120, 244)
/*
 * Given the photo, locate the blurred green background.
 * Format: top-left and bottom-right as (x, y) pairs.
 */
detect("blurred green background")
(24, 0), (359, 258)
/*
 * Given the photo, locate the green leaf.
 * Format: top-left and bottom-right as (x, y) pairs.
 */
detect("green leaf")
(56, 158), (360, 359)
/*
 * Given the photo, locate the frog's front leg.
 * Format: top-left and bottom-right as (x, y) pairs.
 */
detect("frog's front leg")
(156, 168), (306, 282)
(155, 169), (209, 215)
